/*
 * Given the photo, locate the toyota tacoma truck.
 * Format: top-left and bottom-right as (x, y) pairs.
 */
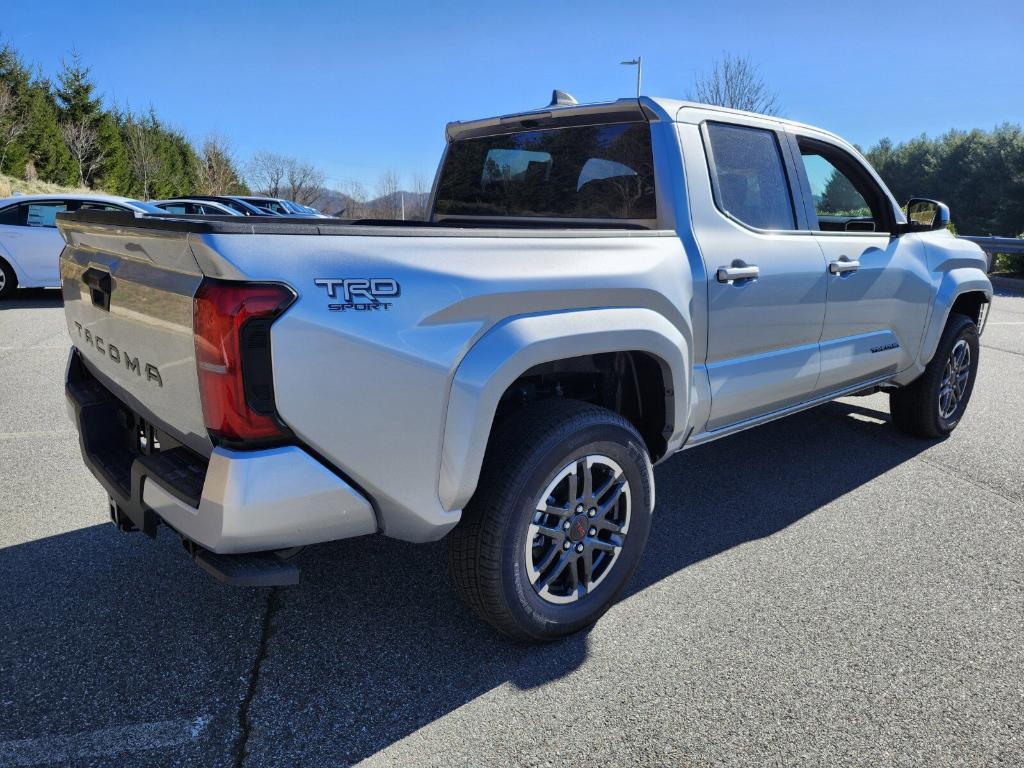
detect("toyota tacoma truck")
(58, 95), (992, 641)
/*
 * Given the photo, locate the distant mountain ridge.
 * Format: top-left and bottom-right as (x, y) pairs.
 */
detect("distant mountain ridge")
(315, 188), (431, 219)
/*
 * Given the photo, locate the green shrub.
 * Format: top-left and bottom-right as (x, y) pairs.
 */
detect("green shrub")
(995, 252), (1024, 274)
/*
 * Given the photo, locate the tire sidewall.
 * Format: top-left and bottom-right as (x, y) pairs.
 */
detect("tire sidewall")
(932, 317), (980, 434)
(496, 420), (653, 639)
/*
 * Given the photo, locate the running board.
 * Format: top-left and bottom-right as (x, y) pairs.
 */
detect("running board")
(193, 548), (300, 587)
(684, 374), (894, 449)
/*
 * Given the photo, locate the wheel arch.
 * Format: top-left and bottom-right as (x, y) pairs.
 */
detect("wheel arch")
(918, 268), (992, 368)
(439, 307), (691, 513)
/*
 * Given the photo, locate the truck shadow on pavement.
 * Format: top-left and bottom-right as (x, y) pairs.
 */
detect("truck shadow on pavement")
(0, 397), (933, 766)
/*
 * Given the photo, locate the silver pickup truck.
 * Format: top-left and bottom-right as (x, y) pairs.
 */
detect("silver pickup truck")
(58, 95), (992, 641)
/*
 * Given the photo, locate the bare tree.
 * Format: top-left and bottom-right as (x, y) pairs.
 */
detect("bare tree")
(124, 115), (160, 199)
(284, 159), (324, 206)
(61, 119), (105, 187)
(247, 152), (324, 205)
(0, 82), (26, 173)
(247, 151), (287, 198)
(689, 53), (780, 116)
(375, 169), (402, 220)
(335, 178), (368, 218)
(407, 173), (431, 220)
(198, 133), (243, 195)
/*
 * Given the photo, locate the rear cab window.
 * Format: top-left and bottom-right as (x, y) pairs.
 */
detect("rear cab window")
(433, 121), (657, 225)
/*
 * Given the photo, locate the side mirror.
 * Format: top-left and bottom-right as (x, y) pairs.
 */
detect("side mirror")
(900, 198), (950, 234)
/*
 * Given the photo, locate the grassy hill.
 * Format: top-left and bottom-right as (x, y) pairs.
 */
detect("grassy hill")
(0, 173), (95, 200)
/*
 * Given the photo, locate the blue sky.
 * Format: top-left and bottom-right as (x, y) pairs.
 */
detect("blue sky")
(3, 0), (1020, 191)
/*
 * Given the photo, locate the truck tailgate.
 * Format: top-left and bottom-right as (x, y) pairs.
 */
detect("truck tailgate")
(58, 217), (212, 456)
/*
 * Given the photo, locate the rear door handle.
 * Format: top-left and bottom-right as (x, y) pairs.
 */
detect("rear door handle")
(716, 265), (760, 283)
(828, 259), (860, 274)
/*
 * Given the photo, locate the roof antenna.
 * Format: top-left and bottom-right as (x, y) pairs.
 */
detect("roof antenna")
(620, 56), (642, 99)
(548, 90), (578, 107)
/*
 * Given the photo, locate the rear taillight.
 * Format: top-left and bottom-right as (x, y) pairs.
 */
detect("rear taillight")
(193, 280), (296, 445)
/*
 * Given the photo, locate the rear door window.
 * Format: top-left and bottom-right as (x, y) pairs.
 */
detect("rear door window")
(26, 201), (68, 227)
(75, 202), (126, 212)
(434, 122), (656, 222)
(704, 123), (796, 231)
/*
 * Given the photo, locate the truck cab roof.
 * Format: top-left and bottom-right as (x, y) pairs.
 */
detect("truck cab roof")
(446, 95), (850, 148)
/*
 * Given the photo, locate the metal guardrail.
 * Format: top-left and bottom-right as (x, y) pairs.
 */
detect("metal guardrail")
(959, 236), (1024, 254)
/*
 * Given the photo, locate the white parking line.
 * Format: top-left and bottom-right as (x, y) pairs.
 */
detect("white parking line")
(0, 716), (211, 767)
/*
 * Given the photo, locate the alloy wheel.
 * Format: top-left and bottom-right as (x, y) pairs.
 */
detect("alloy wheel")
(524, 454), (631, 605)
(938, 338), (971, 420)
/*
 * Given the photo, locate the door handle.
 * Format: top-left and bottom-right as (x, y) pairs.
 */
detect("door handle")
(716, 265), (760, 283)
(828, 259), (860, 274)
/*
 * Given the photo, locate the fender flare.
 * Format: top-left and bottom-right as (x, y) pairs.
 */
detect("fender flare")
(917, 267), (992, 367)
(438, 307), (691, 513)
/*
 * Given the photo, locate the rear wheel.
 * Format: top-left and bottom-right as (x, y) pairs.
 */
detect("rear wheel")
(0, 258), (17, 300)
(890, 314), (980, 438)
(449, 399), (654, 641)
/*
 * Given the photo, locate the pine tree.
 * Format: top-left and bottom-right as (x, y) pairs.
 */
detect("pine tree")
(0, 45), (74, 184)
(55, 51), (102, 124)
(55, 51), (124, 188)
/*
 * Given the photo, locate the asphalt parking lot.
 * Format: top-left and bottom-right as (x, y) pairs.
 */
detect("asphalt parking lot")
(1, 281), (1021, 768)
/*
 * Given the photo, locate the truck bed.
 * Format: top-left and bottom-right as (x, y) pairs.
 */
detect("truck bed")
(61, 209), (657, 236)
(56, 208), (688, 543)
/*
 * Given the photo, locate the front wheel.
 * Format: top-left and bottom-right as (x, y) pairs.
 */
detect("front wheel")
(449, 400), (654, 642)
(890, 313), (980, 438)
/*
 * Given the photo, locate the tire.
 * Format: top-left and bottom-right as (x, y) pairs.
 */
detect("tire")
(0, 258), (17, 300)
(889, 313), (980, 438)
(449, 399), (654, 642)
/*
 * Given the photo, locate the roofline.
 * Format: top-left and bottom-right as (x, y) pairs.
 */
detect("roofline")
(664, 98), (850, 144)
(443, 95), (848, 146)
(445, 97), (653, 141)
(0, 193), (137, 203)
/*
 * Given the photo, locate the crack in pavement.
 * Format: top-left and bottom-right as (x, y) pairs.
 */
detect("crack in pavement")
(232, 588), (280, 768)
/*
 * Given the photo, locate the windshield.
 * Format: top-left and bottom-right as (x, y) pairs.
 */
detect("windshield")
(434, 122), (656, 222)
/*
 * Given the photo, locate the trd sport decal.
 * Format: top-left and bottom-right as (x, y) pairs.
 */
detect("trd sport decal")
(314, 278), (400, 312)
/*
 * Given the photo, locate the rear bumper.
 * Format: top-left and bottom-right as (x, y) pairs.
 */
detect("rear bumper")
(66, 348), (377, 554)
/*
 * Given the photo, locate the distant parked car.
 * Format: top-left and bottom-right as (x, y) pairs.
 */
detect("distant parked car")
(151, 199), (242, 216)
(0, 194), (159, 299)
(239, 196), (325, 217)
(171, 195), (276, 216)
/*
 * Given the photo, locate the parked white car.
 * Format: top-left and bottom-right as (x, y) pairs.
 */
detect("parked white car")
(0, 194), (157, 299)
